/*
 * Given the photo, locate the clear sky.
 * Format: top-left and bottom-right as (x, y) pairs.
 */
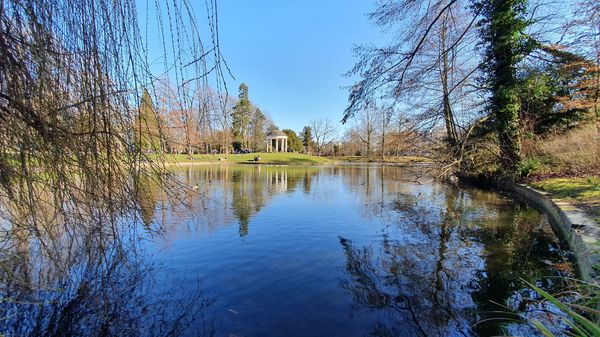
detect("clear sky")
(215, 1), (383, 133)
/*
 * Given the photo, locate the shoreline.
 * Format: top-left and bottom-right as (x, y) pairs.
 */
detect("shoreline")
(459, 175), (599, 281)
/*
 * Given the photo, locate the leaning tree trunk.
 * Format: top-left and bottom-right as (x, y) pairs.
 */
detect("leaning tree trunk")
(440, 18), (459, 149)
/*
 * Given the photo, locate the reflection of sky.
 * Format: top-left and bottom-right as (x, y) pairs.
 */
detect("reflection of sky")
(142, 165), (570, 337)
(1, 165), (572, 337)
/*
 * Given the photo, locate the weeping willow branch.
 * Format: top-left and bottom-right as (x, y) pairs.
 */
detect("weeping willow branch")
(0, 0), (227, 271)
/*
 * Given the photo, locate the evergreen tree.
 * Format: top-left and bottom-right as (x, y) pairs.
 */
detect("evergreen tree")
(232, 83), (252, 150)
(251, 108), (266, 151)
(282, 129), (304, 152)
(301, 126), (313, 153)
(475, 0), (533, 174)
(516, 46), (599, 134)
(266, 123), (279, 134)
(135, 89), (162, 153)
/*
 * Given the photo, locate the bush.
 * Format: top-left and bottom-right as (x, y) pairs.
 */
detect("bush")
(518, 158), (541, 177)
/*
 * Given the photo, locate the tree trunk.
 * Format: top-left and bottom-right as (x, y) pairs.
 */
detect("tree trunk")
(488, 0), (523, 173)
(440, 17), (458, 149)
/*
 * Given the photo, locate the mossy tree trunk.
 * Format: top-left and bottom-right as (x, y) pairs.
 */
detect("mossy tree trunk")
(478, 0), (530, 174)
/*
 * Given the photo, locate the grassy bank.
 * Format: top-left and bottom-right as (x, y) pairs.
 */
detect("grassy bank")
(333, 156), (432, 164)
(520, 123), (600, 225)
(532, 177), (600, 224)
(157, 152), (332, 165)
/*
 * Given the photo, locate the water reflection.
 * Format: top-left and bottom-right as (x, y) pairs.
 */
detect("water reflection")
(2, 244), (214, 337)
(1, 164), (572, 337)
(0, 182), (215, 337)
(144, 165), (321, 240)
(336, 170), (570, 336)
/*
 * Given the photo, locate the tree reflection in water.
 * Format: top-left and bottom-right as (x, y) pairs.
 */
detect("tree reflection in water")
(1, 231), (215, 336)
(337, 169), (571, 337)
(1, 165), (574, 336)
(0, 178), (215, 337)
(180, 165), (319, 238)
(129, 165), (321, 243)
(230, 166), (319, 237)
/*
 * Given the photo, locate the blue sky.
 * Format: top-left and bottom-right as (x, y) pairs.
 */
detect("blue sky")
(139, 1), (383, 133)
(215, 1), (383, 132)
(140, 1), (578, 134)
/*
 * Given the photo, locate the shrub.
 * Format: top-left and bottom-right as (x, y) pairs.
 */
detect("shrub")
(519, 158), (541, 177)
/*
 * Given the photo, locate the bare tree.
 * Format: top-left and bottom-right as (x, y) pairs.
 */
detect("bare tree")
(567, 0), (600, 119)
(343, 0), (481, 154)
(310, 118), (337, 156)
(214, 94), (236, 154)
(377, 105), (393, 160)
(353, 107), (377, 158)
(0, 0), (228, 300)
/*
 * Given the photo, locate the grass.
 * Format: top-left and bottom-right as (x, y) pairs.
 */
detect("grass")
(156, 152), (333, 165)
(526, 279), (600, 337)
(333, 155), (432, 163)
(532, 177), (600, 224)
(532, 177), (600, 201)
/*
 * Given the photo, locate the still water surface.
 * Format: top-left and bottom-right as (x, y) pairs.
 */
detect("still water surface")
(1, 164), (572, 337)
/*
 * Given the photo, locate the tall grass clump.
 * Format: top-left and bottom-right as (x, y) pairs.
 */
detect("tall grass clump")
(525, 279), (600, 337)
(534, 124), (600, 175)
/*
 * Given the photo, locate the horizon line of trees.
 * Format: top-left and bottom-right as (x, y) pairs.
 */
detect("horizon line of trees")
(135, 82), (346, 156)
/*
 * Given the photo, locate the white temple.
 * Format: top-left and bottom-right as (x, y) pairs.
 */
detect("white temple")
(266, 130), (288, 152)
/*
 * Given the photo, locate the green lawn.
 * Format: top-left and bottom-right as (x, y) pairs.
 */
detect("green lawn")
(532, 177), (600, 223)
(334, 155), (432, 163)
(157, 152), (332, 165)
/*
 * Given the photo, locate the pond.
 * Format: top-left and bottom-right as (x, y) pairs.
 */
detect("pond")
(1, 164), (573, 337)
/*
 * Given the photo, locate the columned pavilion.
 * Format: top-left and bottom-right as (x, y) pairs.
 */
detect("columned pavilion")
(266, 130), (288, 152)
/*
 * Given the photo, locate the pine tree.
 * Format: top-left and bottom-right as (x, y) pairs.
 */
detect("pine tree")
(135, 89), (162, 153)
(282, 129), (304, 152)
(251, 108), (266, 151)
(231, 83), (252, 151)
(301, 126), (313, 154)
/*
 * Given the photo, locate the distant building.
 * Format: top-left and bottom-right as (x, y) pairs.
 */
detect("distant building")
(266, 130), (288, 152)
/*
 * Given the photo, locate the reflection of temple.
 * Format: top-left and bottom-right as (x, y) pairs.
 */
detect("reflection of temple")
(233, 167), (290, 237)
(150, 166), (319, 240)
(266, 169), (288, 193)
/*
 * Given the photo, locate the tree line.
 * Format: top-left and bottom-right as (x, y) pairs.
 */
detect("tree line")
(136, 81), (341, 156)
(342, 0), (599, 177)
